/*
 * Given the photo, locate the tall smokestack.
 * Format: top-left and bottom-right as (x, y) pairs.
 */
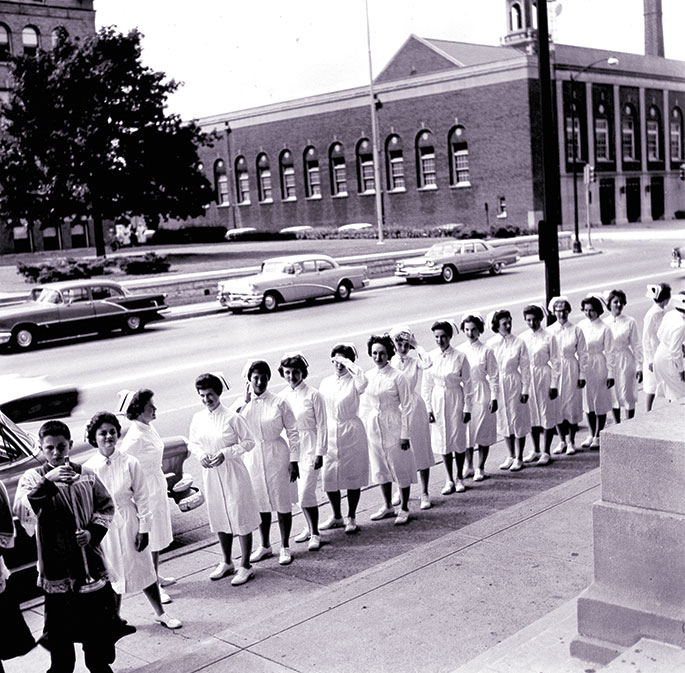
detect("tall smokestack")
(644, 0), (664, 57)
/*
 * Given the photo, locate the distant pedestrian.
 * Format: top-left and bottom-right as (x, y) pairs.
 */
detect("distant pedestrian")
(422, 320), (472, 494)
(547, 296), (587, 454)
(520, 304), (560, 465)
(653, 291), (685, 402)
(390, 326), (434, 509)
(238, 361), (300, 567)
(642, 283), (671, 411)
(604, 289), (643, 423)
(363, 334), (416, 526)
(119, 389), (176, 600)
(486, 309), (531, 471)
(279, 353), (328, 551)
(85, 412), (182, 629)
(14, 420), (120, 673)
(458, 313), (499, 481)
(578, 295), (616, 449)
(189, 373), (260, 584)
(319, 344), (369, 535)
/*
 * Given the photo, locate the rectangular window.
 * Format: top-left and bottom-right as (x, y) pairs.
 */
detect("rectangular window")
(671, 120), (683, 161)
(237, 172), (250, 204)
(360, 156), (375, 192)
(389, 151), (404, 190)
(647, 120), (660, 161)
(259, 169), (272, 201)
(595, 118), (610, 161)
(453, 148), (470, 184)
(622, 118), (635, 161)
(332, 158), (347, 195)
(419, 147), (436, 186)
(217, 174), (229, 205)
(565, 116), (581, 162)
(282, 166), (296, 199)
(306, 162), (321, 197)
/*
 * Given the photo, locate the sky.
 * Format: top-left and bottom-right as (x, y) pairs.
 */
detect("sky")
(94, 0), (685, 121)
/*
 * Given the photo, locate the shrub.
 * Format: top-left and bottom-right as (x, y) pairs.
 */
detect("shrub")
(150, 226), (227, 245)
(117, 252), (171, 275)
(16, 257), (114, 283)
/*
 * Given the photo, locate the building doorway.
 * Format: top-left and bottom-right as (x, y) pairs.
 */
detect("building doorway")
(650, 176), (664, 220)
(625, 177), (641, 223)
(599, 178), (615, 224)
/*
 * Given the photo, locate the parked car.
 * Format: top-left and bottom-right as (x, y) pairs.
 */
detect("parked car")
(217, 254), (369, 313)
(279, 225), (314, 235)
(0, 374), (80, 423)
(225, 227), (257, 240)
(338, 222), (373, 232)
(0, 279), (168, 351)
(0, 382), (202, 573)
(395, 239), (520, 283)
(671, 243), (684, 268)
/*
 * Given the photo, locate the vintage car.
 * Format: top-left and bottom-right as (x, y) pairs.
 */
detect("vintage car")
(0, 279), (168, 351)
(217, 254), (370, 312)
(395, 239), (520, 283)
(671, 244), (684, 268)
(0, 382), (202, 573)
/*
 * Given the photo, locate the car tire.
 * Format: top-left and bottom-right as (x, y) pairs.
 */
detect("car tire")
(11, 325), (36, 350)
(490, 261), (503, 275)
(123, 315), (144, 333)
(441, 265), (457, 283)
(335, 282), (352, 301)
(261, 292), (280, 312)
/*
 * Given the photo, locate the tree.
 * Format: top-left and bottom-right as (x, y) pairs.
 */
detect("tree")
(0, 27), (216, 256)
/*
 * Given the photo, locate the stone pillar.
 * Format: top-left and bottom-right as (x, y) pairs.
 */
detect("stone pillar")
(571, 400), (685, 665)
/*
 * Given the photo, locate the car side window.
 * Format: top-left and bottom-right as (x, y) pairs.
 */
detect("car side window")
(301, 261), (316, 273)
(63, 287), (90, 304)
(473, 242), (487, 252)
(91, 286), (125, 300)
(462, 243), (474, 254)
(317, 260), (334, 271)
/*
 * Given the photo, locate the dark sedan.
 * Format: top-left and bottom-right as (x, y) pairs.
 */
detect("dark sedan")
(0, 279), (168, 350)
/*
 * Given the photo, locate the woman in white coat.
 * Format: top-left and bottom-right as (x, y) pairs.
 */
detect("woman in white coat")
(279, 353), (327, 552)
(85, 412), (182, 629)
(642, 283), (671, 411)
(486, 309), (531, 472)
(363, 334), (416, 526)
(390, 326), (434, 510)
(604, 289), (643, 423)
(119, 389), (175, 600)
(547, 297), (587, 454)
(238, 360), (300, 567)
(189, 373), (260, 585)
(578, 295), (616, 448)
(520, 305), (560, 465)
(654, 291), (685, 402)
(422, 320), (472, 494)
(319, 344), (369, 534)
(458, 314), (499, 481)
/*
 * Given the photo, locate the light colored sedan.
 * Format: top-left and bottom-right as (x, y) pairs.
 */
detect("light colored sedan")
(217, 254), (369, 313)
(395, 239), (519, 283)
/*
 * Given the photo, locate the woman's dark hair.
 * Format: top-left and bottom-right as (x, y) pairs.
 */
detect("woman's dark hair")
(367, 334), (395, 358)
(460, 314), (485, 334)
(86, 411), (121, 448)
(278, 355), (308, 379)
(431, 320), (453, 338)
(551, 299), (572, 313)
(606, 289), (627, 307)
(126, 388), (154, 421)
(247, 360), (271, 381)
(330, 344), (357, 362)
(195, 373), (223, 395)
(654, 283), (672, 303)
(580, 296), (604, 316)
(491, 309), (511, 333)
(39, 419), (71, 441)
(522, 304), (544, 321)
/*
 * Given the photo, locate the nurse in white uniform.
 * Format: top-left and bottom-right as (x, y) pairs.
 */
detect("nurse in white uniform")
(642, 283), (671, 411)
(654, 292), (685, 402)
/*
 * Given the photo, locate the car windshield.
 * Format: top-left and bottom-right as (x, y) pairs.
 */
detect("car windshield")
(0, 410), (36, 465)
(261, 261), (294, 274)
(428, 244), (457, 256)
(31, 288), (62, 304)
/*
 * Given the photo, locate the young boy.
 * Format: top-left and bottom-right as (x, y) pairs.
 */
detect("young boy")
(14, 419), (119, 673)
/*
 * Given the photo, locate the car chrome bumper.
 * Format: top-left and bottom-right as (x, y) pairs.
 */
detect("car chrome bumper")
(394, 267), (441, 279)
(0, 332), (11, 345)
(218, 293), (264, 308)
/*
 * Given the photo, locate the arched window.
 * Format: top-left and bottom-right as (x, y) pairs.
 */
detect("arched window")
(510, 3), (522, 31)
(256, 153), (272, 202)
(329, 143), (347, 196)
(448, 126), (470, 186)
(0, 24), (11, 61)
(51, 27), (67, 49)
(646, 105), (662, 161)
(416, 130), (437, 188)
(280, 150), (296, 200)
(303, 146), (321, 198)
(213, 159), (229, 205)
(235, 156), (250, 204)
(22, 26), (39, 56)
(621, 104), (637, 162)
(671, 107), (683, 162)
(385, 134), (405, 191)
(356, 138), (375, 193)
(594, 102), (612, 162)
